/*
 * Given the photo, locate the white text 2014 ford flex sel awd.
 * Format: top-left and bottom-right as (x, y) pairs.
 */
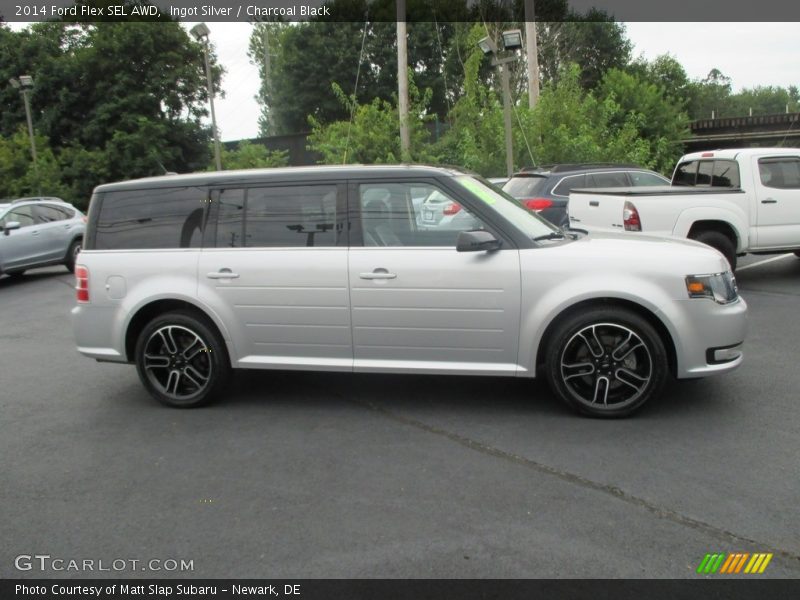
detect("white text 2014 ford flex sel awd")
(72, 166), (746, 417)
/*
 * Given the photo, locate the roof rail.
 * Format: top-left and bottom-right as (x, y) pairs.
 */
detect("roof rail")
(518, 162), (643, 174)
(10, 196), (66, 204)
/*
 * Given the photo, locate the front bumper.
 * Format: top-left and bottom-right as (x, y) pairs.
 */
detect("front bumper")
(669, 296), (747, 379)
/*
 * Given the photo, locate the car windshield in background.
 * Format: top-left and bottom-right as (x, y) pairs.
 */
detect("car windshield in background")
(503, 174), (548, 197)
(455, 176), (560, 240)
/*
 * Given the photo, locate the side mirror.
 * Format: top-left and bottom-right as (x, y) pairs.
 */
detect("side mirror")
(3, 221), (21, 236)
(456, 230), (502, 253)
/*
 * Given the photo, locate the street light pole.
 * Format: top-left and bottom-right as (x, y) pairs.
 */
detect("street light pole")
(499, 64), (514, 178)
(10, 76), (41, 195)
(478, 32), (523, 178)
(191, 23), (222, 171)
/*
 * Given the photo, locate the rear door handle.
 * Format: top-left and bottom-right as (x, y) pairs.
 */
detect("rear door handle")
(360, 268), (396, 280)
(761, 198), (778, 204)
(206, 269), (239, 279)
(589, 200), (599, 207)
(31, 230), (40, 236)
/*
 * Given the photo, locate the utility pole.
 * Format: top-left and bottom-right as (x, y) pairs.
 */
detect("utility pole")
(524, 0), (540, 109)
(397, 0), (411, 162)
(262, 24), (272, 134)
(10, 76), (40, 195)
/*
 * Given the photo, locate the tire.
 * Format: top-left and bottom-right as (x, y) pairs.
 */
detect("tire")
(545, 307), (669, 418)
(134, 310), (231, 408)
(7, 270), (26, 279)
(65, 238), (82, 273)
(690, 230), (737, 271)
(794, 250), (800, 258)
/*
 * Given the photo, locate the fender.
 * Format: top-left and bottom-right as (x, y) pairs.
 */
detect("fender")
(118, 278), (240, 364)
(671, 206), (749, 252)
(519, 272), (686, 376)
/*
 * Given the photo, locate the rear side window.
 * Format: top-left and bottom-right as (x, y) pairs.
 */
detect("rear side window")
(215, 185), (337, 248)
(587, 172), (629, 187)
(35, 204), (73, 222)
(712, 160), (740, 187)
(759, 158), (800, 189)
(503, 175), (548, 198)
(94, 187), (206, 250)
(672, 161), (697, 186)
(696, 161), (714, 186)
(552, 174), (587, 196)
(629, 171), (668, 186)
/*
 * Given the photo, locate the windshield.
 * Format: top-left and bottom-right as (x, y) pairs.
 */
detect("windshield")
(454, 175), (561, 239)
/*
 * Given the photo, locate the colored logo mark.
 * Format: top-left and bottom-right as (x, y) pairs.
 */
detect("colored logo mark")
(696, 552), (773, 574)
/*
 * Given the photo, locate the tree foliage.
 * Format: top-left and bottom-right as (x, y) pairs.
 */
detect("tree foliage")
(215, 141), (289, 170)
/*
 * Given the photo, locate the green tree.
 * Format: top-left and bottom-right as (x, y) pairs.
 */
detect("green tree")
(0, 129), (71, 200)
(307, 74), (436, 164)
(214, 141), (289, 170)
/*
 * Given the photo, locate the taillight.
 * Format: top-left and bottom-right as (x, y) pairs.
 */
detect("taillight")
(75, 265), (89, 303)
(623, 200), (642, 231)
(442, 202), (462, 216)
(523, 198), (554, 211)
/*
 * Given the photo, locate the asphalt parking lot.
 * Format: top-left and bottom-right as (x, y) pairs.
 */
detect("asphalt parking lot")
(2, 253), (799, 579)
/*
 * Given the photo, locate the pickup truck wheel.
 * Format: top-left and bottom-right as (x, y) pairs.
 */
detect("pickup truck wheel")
(545, 307), (668, 418)
(134, 311), (231, 408)
(690, 230), (737, 271)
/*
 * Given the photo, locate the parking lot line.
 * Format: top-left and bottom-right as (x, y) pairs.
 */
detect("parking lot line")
(736, 253), (794, 272)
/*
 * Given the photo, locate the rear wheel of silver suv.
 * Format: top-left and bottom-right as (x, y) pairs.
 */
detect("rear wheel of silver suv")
(134, 311), (231, 408)
(545, 307), (668, 418)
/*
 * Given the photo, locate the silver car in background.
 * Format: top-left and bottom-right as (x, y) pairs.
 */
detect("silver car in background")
(0, 197), (85, 277)
(72, 166), (746, 417)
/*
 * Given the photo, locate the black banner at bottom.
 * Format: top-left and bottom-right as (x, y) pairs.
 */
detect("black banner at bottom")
(3, 579), (800, 600)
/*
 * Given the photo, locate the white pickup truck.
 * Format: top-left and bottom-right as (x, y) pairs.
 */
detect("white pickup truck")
(568, 148), (800, 270)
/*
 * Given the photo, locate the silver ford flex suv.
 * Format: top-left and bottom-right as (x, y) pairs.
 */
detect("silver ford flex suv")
(72, 166), (746, 417)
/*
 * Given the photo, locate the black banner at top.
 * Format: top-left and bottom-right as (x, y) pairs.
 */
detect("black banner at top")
(1, 0), (799, 23)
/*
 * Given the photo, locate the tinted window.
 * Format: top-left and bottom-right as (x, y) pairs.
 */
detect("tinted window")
(552, 174), (587, 196)
(759, 158), (800, 189)
(95, 187), (206, 250)
(696, 161), (714, 186)
(36, 204), (73, 222)
(216, 185), (337, 248)
(629, 171), (668, 186)
(712, 160), (740, 187)
(587, 172), (629, 187)
(503, 175), (548, 198)
(672, 161), (697, 186)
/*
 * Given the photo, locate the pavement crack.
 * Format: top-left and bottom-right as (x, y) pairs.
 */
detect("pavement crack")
(351, 396), (800, 566)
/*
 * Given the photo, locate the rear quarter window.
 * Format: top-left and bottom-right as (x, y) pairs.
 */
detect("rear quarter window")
(503, 175), (548, 198)
(94, 187), (207, 250)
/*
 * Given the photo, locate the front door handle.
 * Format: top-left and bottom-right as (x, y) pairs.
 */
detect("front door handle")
(31, 230), (40, 236)
(761, 198), (778, 204)
(206, 268), (240, 279)
(359, 268), (397, 280)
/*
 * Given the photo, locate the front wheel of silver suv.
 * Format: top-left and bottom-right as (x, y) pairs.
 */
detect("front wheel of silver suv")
(134, 311), (231, 408)
(545, 307), (668, 418)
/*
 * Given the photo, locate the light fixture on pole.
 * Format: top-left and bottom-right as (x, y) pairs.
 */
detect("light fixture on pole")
(190, 22), (222, 171)
(477, 31), (522, 178)
(9, 75), (41, 196)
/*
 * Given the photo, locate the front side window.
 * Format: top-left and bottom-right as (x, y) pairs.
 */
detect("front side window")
(359, 182), (486, 247)
(759, 157), (800, 189)
(216, 185), (337, 248)
(94, 187), (206, 250)
(2, 206), (36, 228)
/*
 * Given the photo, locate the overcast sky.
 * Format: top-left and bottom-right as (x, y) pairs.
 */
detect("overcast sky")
(8, 21), (800, 142)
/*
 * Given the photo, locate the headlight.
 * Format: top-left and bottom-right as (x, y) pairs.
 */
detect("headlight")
(685, 272), (738, 304)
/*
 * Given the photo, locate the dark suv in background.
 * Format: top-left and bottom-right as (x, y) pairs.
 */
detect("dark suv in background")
(502, 164), (669, 227)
